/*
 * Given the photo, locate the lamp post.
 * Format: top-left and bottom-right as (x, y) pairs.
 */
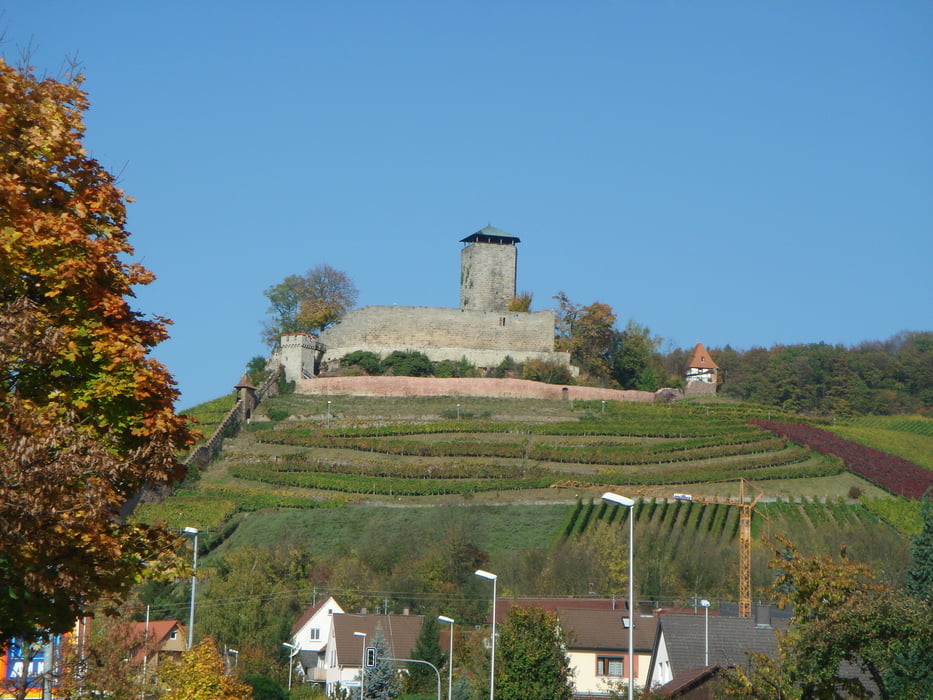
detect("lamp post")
(602, 493), (636, 700)
(354, 632), (367, 699)
(387, 658), (441, 700)
(438, 615), (455, 700)
(700, 599), (711, 666)
(475, 569), (497, 700)
(182, 527), (198, 649)
(282, 642), (299, 690)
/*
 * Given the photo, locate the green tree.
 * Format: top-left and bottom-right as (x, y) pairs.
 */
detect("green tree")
(406, 615), (446, 695)
(610, 321), (662, 391)
(244, 673), (290, 700)
(723, 535), (933, 699)
(906, 497), (933, 604)
(198, 546), (307, 658)
(0, 57), (193, 658)
(363, 627), (401, 700)
(246, 354), (270, 384)
(496, 606), (574, 700)
(262, 263), (358, 344)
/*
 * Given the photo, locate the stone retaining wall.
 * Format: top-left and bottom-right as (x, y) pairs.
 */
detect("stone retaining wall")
(296, 375), (656, 402)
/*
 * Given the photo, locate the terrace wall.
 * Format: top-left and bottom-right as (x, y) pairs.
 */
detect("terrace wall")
(295, 375), (656, 402)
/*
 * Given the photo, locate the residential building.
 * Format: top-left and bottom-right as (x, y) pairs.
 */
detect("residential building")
(289, 595), (345, 687)
(321, 612), (424, 696)
(557, 607), (657, 698)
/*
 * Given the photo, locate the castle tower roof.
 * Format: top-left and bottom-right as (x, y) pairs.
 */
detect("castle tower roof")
(686, 343), (719, 370)
(460, 225), (520, 245)
(235, 373), (256, 390)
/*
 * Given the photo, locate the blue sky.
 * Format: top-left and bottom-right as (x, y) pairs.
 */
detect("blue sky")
(4, 2), (931, 409)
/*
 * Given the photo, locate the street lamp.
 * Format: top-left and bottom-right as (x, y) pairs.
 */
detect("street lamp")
(354, 632), (367, 699)
(438, 615), (455, 700)
(183, 527), (198, 649)
(700, 599), (711, 666)
(475, 569), (497, 700)
(282, 642), (300, 690)
(602, 493), (636, 700)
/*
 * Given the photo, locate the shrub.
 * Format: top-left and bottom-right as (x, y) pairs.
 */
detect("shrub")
(340, 350), (382, 374)
(488, 355), (520, 378)
(522, 359), (574, 385)
(266, 407), (290, 422)
(381, 350), (434, 377)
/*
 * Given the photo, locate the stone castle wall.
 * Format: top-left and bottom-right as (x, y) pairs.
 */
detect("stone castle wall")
(318, 305), (571, 370)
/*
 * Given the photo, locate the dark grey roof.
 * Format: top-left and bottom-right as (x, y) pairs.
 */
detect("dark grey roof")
(656, 614), (785, 677)
(460, 225), (520, 245)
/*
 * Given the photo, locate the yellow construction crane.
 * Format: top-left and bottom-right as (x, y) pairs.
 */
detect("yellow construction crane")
(672, 478), (763, 618)
(551, 478), (764, 617)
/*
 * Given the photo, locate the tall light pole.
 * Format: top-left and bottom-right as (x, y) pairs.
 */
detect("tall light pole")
(183, 527), (198, 649)
(700, 599), (711, 666)
(354, 631), (367, 699)
(438, 615), (455, 700)
(602, 493), (636, 700)
(475, 569), (497, 700)
(282, 642), (299, 690)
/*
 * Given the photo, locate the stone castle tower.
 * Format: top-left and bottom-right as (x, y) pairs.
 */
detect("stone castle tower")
(459, 226), (519, 311)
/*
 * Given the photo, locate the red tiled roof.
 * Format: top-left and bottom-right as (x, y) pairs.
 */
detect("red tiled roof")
(686, 343), (719, 370)
(127, 620), (185, 664)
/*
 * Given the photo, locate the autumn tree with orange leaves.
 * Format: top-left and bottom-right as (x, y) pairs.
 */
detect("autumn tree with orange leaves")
(0, 54), (194, 668)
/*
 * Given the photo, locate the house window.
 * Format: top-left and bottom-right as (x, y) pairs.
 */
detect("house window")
(597, 656), (624, 677)
(169, 630), (177, 640)
(310, 628), (320, 640)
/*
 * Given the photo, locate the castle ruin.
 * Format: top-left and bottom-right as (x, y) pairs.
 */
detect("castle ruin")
(271, 226), (574, 382)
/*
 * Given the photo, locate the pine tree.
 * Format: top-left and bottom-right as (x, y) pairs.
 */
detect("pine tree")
(363, 627), (401, 700)
(906, 498), (933, 604)
(407, 616), (446, 695)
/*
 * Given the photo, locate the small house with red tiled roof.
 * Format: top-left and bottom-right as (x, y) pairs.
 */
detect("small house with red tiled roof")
(127, 619), (186, 684)
(684, 344), (720, 396)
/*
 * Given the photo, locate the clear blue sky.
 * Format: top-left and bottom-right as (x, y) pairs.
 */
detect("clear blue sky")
(4, 1), (931, 409)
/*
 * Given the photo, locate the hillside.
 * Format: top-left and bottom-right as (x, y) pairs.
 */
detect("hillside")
(134, 393), (931, 605)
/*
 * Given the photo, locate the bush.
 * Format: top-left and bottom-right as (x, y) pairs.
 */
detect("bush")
(522, 359), (574, 385)
(381, 350), (434, 377)
(434, 356), (479, 378)
(266, 408), (290, 422)
(488, 355), (520, 378)
(340, 350), (382, 374)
